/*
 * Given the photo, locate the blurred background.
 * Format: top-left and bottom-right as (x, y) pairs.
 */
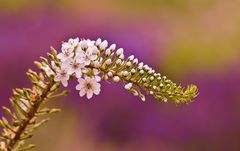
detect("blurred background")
(0, 0), (240, 150)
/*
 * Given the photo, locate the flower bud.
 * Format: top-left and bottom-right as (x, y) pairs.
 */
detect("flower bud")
(119, 54), (124, 60)
(128, 55), (134, 60)
(107, 72), (113, 77)
(105, 49), (111, 56)
(124, 83), (133, 90)
(123, 71), (129, 76)
(109, 44), (116, 50)
(95, 38), (102, 46)
(113, 76), (120, 82)
(116, 48), (124, 55)
(133, 58), (138, 64)
(105, 59), (112, 65)
(99, 40), (108, 50)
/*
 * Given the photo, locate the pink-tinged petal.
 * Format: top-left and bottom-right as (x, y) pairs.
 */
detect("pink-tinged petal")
(95, 76), (101, 82)
(93, 87), (100, 95)
(76, 48), (84, 55)
(78, 78), (85, 83)
(61, 62), (70, 69)
(75, 70), (82, 78)
(76, 83), (84, 90)
(64, 74), (70, 80)
(79, 89), (86, 97)
(94, 82), (101, 89)
(61, 80), (68, 87)
(86, 47), (93, 54)
(85, 77), (92, 82)
(86, 90), (93, 99)
(67, 67), (75, 75)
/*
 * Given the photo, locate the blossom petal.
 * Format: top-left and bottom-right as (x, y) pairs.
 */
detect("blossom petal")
(76, 83), (84, 90)
(86, 90), (93, 99)
(61, 80), (68, 87)
(79, 89), (86, 97)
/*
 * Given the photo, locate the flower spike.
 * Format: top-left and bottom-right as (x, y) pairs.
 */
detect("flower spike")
(0, 37), (198, 151)
(50, 37), (198, 104)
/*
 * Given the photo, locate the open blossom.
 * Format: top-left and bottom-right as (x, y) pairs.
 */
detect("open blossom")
(63, 58), (85, 78)
(54, 67), (69, 87)
(57, 43), (74, 62)
(67, 37), (79, 47)
(78, 46), (99, 65)
(76, 77), (101, 99)
(79, 39), (95, 49)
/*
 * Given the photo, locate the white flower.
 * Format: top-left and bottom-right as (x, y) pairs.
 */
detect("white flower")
(140, 94), (146, 101)
(54, 67), (69, 87)
(79, 39), (95, 49)
(116, 59), (122, 65)
(76, 77), (101, 99)
(109, 44), (116, 50)
(95, 38), (102, 46)
(107, 71), (113, 77)
(93, 61), (101, 68)
(99, 40), (108, 50)
(124, 83), (133, 90)
(105, 58), (112, 65)
(113, 76), (120, 82)
(128, 55), (134, 60)
(57, 43), (74, 62)
(131, 69), (136, 74)
(119, 54), (124, 60)
(105, 49), (111, 56)
(150, 76), (154, 81)
(126, 61), (132, 67)
(132, 89), (139, 96)
(133, 58), (138, 64)
(64, 58), (85, 78)
(116, 48), (124, 55)
(122, 71), (128, 76)
(79, 46), (99, 65)
(138, 62), (144, 69)
(143, 65), (149, 70)
(68, 37), (79, 47)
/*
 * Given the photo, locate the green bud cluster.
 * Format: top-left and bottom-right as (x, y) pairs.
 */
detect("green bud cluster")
(0, 48), (65, 151)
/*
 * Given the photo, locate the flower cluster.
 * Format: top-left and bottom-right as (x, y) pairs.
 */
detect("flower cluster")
(43, 37), (198, 104)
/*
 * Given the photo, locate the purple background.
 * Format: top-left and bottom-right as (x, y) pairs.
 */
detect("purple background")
(0, 0), (240, 151)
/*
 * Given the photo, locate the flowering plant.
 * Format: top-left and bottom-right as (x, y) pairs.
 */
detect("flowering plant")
(0, 38), (198, 151)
